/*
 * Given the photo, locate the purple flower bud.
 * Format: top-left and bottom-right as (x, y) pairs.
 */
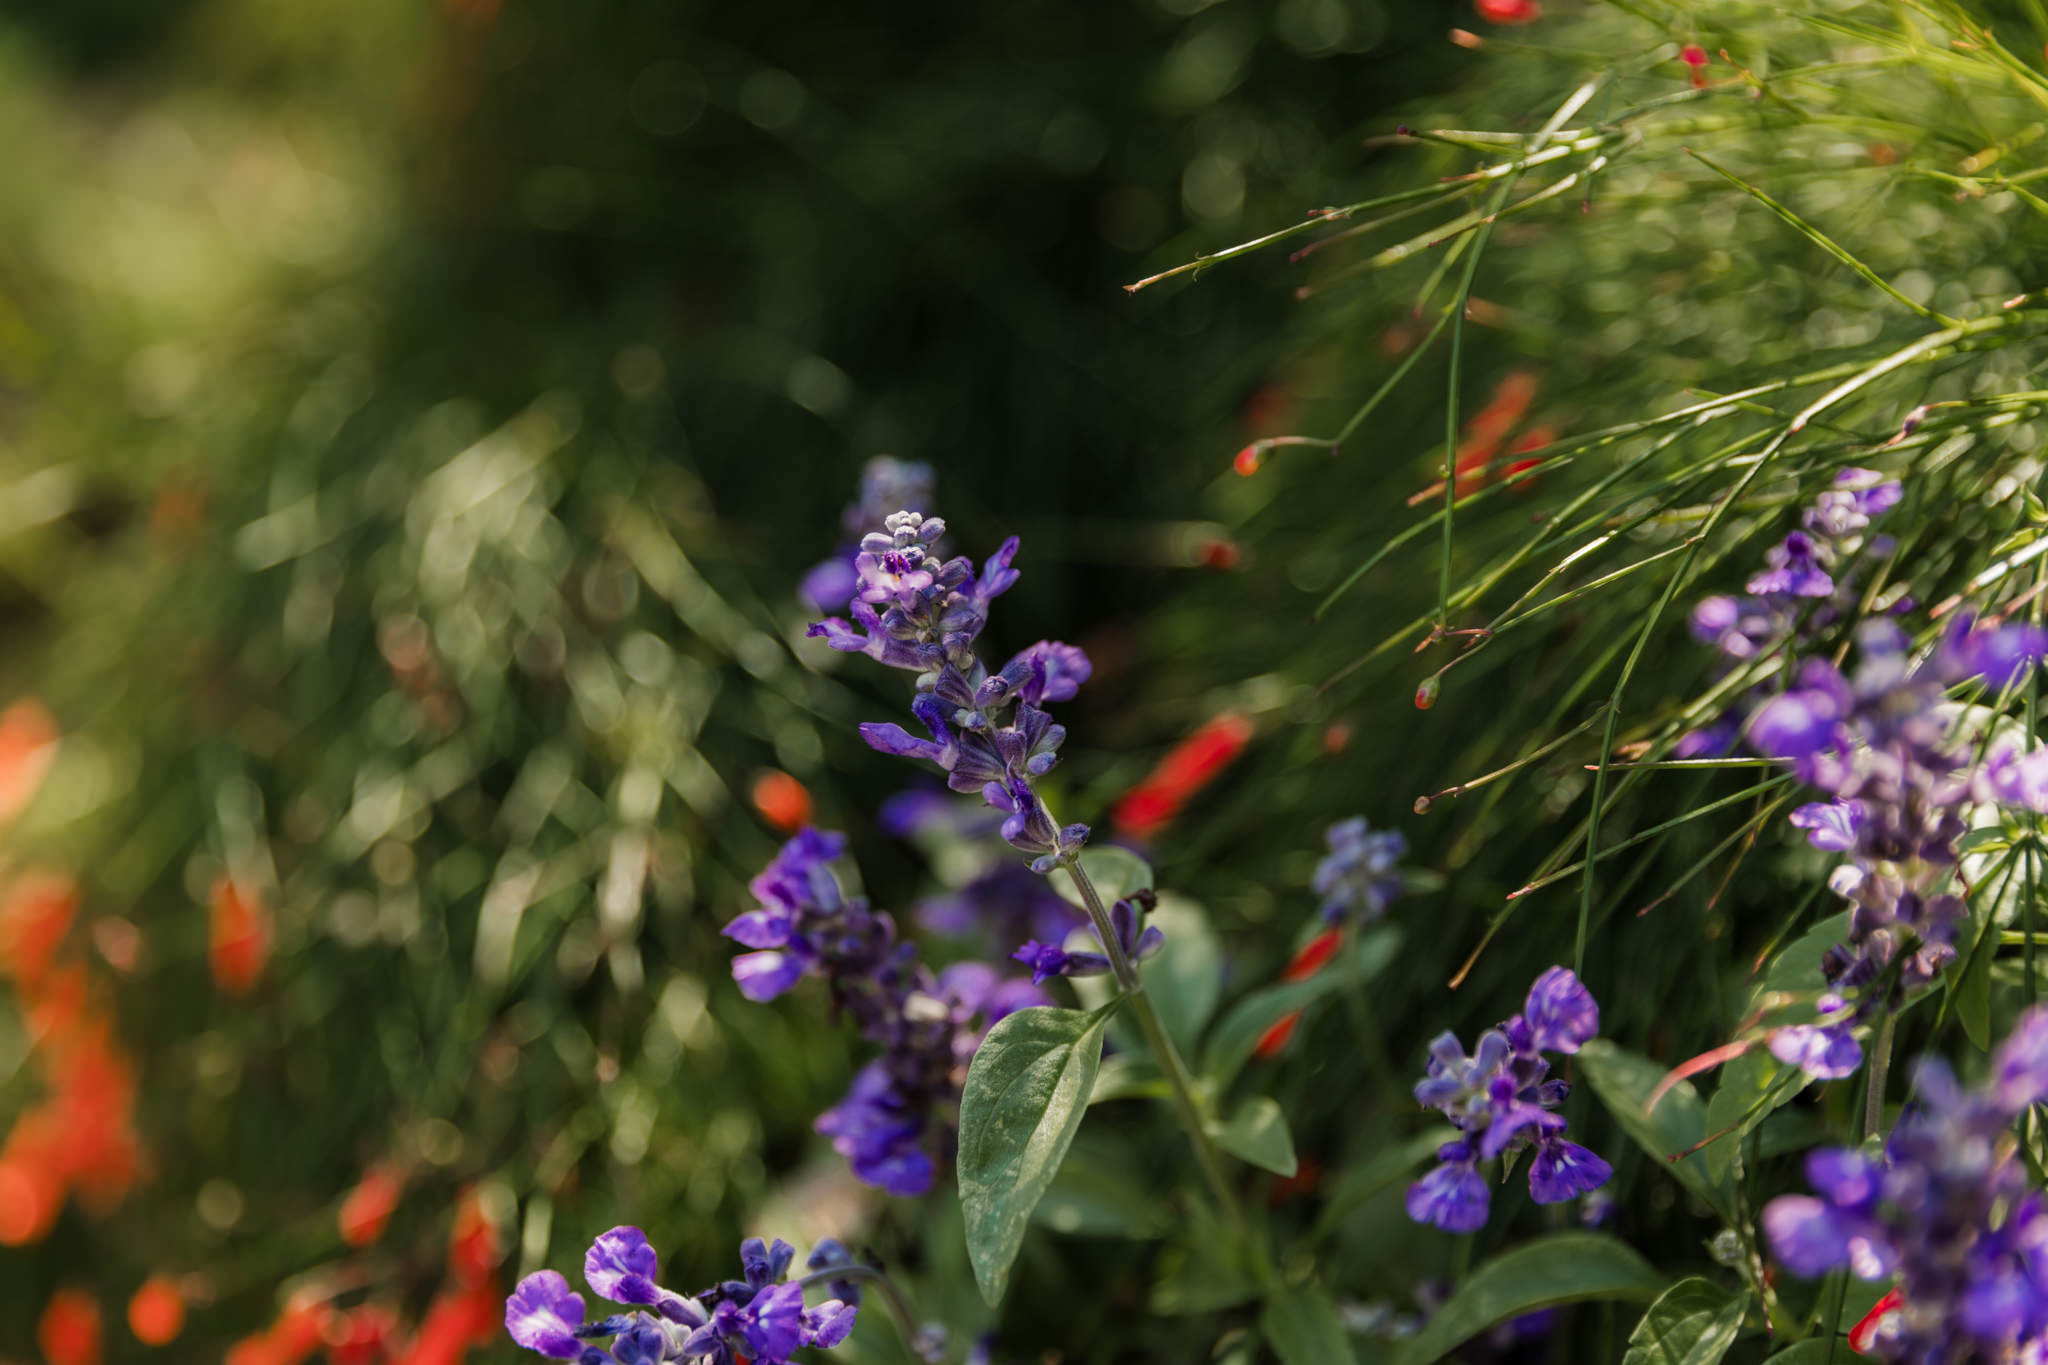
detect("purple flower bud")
(1522, 966), (1599, 1054)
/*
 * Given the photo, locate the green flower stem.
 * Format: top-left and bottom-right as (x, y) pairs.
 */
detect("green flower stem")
(1865, 1013), (1897, 1142)
(1059, 853), (1267, 1284)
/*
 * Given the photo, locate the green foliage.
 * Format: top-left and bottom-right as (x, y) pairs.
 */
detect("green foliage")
(957, 1003), (1111, 1305)
(1389, 1233), (1667, 1365)
(1621, 1278), (1749, 1365)
(1259, 1286), (1356, 1365)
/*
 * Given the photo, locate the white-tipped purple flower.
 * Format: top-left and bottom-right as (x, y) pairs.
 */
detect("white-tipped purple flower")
(1311, 817), (1409, 925)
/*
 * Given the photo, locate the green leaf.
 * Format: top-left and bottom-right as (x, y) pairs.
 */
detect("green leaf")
(1201, 928), (1401, 1091)
(1621, 1278), (1749, 1365)
(1206, 1095), (1297, 1176)
(1142, 891), (1224, 1056)
(1391, 1233), (1666, 1365)
(1260, 1287), (1356, 1365)
(1313, 1127), (1457, 1240)
(1759, 913), (1852, 999)
(1576, 1040), (1733, 1221)
(958, 1004), (1110, 1304)
(1051, 846), (1153, 911)
(1702, 1050), (1804, 1186)
(1763, 1341), (1852, 1364)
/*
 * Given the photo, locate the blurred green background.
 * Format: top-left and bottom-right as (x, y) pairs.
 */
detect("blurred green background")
(0, 0), (1475, 1360)
(17, 0), (2048, 1358)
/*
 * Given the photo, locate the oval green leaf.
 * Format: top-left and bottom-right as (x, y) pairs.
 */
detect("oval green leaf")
(1621, 1278), (1749, 1365)
(1260, 1287), (1355, 1365)
(1207, 1095), (1298, 1176)
(1576, 1039), (1733, 1221)
(1391, 1233), (1666, 1365)
(1202, 927), (1401, 1091)
(958, 1004), (1110, 1305)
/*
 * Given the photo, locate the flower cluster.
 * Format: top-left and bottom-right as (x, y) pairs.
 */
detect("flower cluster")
(800, 457), (939, 612)
(1763, 1009), (2048, 1361)
(807, 510), (1093, 871)
(725, 829), (1046, 1195)
(1012, 888), (1164, 985)
(1407, 967), (1611, 1232)
(1690, 468), (1901, 667)
(1681, 468), (1902, 759)
(506, 1228), (855, 1365)
(1312, 816), (1409, 925)
(1750, 616), (2048, 1075)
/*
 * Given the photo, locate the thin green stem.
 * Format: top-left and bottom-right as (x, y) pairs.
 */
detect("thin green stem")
(1059, 856), (1266, 1283)
(1865, 1014), (1896, 1141)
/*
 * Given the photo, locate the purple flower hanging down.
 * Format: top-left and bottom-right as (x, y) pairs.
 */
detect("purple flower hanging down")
(1406, 966), (1611, 1232)
(1013, 888), (1164, 986)
(1763, 1007), (2048, 1361)
(723, 828), (1049, 1196)
(807, 509), (1091, 872)
(506, 1227), (856, 1365)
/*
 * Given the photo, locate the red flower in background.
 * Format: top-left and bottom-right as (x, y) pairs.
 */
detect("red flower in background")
(0, 697), (58, 824)
(339, 1164), (406, 1248)
(1476, 0), (1541, 23)
(1112, 713), (1254, 839)
(1253, 929), (1346, 1059)
(751, 770), (814, 833)
(128, 1276), (187, 1347)
(209, 875), (272, 996)
(0, 871), (78, 992)
(39, 1288), (103, 1365)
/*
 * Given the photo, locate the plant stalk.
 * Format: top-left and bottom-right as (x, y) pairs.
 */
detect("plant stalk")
(1059, 855), (1267, 1284)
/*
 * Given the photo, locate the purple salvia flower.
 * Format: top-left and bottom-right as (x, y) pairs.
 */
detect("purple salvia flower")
(808, 507), (1093, 868)
(1406, 966), (1609, 1232)
(725, 828), (1048, 1195)
(802, 459), (941, 611)
(1763, 1009), (2048, 1360)
(1311, 817), (1409, 925)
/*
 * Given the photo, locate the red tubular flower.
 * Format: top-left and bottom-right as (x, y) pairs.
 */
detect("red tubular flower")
(1850, 1286), (1902, 1354)
(0, 698), (58, 824)
(128, 1276), (186, 1347)
(1476, 0), (1541, 23)
(447, 1187), (504, 1286)
(39, 1288), (103, 1365)
(339, 1163), (405, 1247)
(1112, 712), (1255, 839)
(1253, 929), (1345, 1059)
(0, 872), (79, 991)
(751, 771), (814, 833)
(209, 875), (272, 996)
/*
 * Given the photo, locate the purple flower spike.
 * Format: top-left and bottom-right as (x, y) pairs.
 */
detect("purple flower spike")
(506, 1272), (588, 1359)
(1992, 1005), (2048, 1114)
(585, 1226), (663, 1305)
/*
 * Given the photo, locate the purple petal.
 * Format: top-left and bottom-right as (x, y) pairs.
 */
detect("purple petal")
(721, 909), (790, 950)
(1994, 1005), (2048, 1115)
(1763, 1195), (1852, 1277)
(804, 1299), (859, 1349)
(1769, 1024), (1863, 1080)
(743, 1282), (806, 1361)
(1406, 1160), (1490, 1233)
(505, 1271), (587, 1359)
(585, 1226), (662, 1305)
(732, 949), (809, 1002)
(1523, 966), (1600, 1054)
(1528, 1138), (1611, 1204)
